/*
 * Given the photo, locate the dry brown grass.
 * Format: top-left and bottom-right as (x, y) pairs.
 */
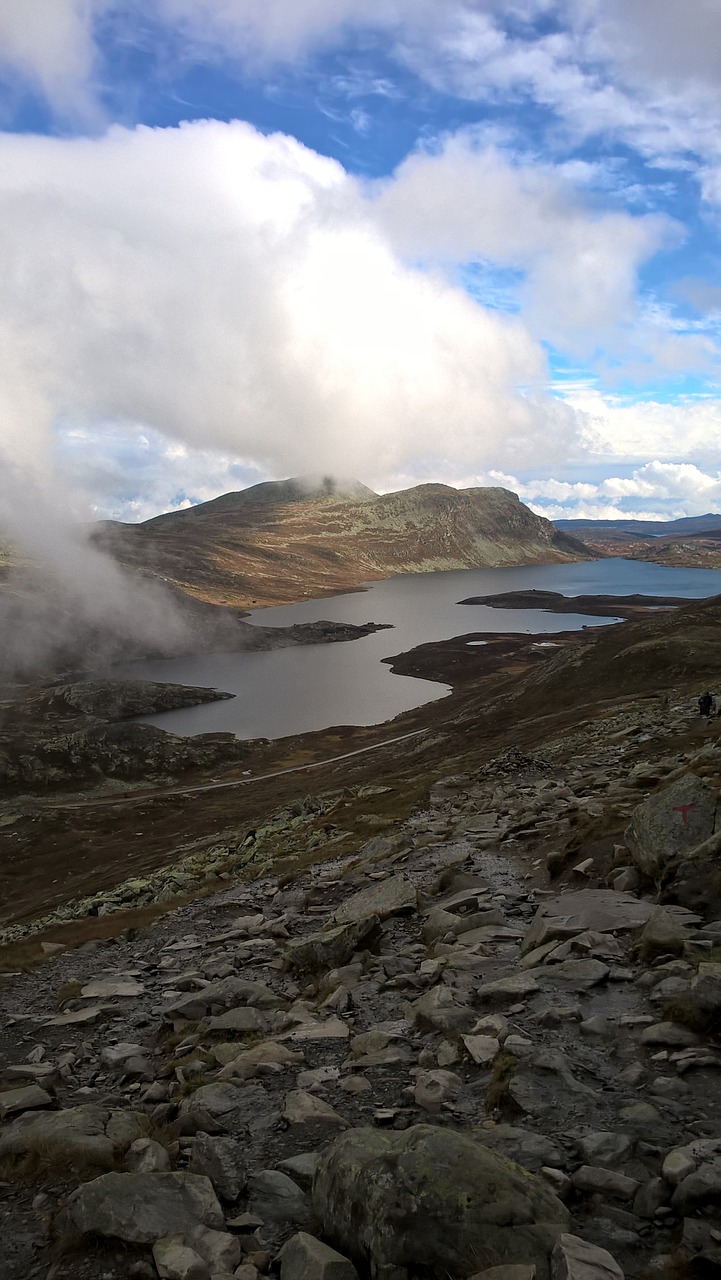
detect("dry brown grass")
(0, 1137), (122, 1187)
(485, 1053), (520, 1115)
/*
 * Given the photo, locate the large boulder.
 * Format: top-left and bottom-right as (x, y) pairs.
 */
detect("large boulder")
(312, 1125), (571, 1280)
(67, 1171), (224, 1243)
(625, 774), (718, 881)
(0, 1104), (147, 1167)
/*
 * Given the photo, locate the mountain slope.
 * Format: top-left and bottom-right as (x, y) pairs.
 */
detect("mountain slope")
(93, 479), (596, 608)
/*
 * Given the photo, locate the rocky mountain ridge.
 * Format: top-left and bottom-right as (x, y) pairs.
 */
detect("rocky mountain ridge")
(93, 480), (594, 609)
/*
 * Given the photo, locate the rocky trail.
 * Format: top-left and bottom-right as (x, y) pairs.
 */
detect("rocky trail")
(1, 702), (721, 1280)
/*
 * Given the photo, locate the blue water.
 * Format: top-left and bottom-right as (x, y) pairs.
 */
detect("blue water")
(113, 559), (721, 740)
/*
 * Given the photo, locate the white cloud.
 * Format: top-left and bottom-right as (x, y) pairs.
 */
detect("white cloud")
(0, 0), (103, 122)
(3, 2), (721, 209)
(482, 458), (721, 522)
(373, 133), (675, 359)
(561, 388), (721, 462)
(0, 118), (586, 527)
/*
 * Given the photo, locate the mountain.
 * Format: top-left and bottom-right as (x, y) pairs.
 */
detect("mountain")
(553, 513), (721, 569)
(93, 479), (595, 608)
(555, 513), (721, 536)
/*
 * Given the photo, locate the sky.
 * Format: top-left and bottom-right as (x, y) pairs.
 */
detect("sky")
(0, 2), (720, 525)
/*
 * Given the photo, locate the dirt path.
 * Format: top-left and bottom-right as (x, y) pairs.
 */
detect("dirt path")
(57, 729), (429, 810)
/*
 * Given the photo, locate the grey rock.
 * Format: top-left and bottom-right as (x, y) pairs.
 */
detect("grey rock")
(276, 1152), (320, 1192)
(670, 1158), (721, 1213)
(125, 1137), (172, 1173)
(473, 1268), (537, 1280)
(463, 1034), (500, 1065)
(163, 978), (283, 1022)
(571, 1167), (639, 1201)
(313, 1124), (571, 1280)
(180, 1083), (275, 1131)
(186, 1223), (241, 1273)
(0, 1084), (53, 1118)
(551, 1233), (624, 1279)
(283, 1090), (348, 1128)
(203, 1008), (269, 1035)
(476, 1126), (564, 1172)
(67, 1171), (224, 1243)
(278, 1231), (359, 1280)
(189, 1132), (247, 1201)
(334, 874), (416, 925)
(689, 961), (721, 1025)
(521, 891), (654, 956)
(153, 1237), (210, 1280)
(101, 1041), (149, 1068)
(576, 1134), (633, 1169)
(536, 960), (608, 989)
(475, 974), (540, 1004)
(412, 984), (474, 1035)
(247, 1169), (310, 1228)
(617, 1102), (661, 1128)
(0, 1103), (147, 1166)
(679, 1218), (721, 1268)
(632, 1178), (668, 1220)
(423, 907), (462, 943)
(413, 1069), (462, 1112)
(637, 906), (688, 959)
(640, 1022), (699, 1047)
(625, 774), (717, 880)
(285, 917), (381, 975)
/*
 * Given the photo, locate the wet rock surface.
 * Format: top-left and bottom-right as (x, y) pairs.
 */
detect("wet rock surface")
(1, 703), (721, 1280)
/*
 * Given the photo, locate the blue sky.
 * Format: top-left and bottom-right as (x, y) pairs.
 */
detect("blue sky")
(1, 1), (721, 524)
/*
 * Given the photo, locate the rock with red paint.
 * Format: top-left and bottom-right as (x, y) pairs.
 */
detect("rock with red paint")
(624, 772), (718, 881)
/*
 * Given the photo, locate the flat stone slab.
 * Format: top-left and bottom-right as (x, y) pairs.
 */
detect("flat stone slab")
(530, 960), (609, 989)
(0, 1085), (53, 1119)
(475, 975), (540, 1005)
(521, 890), (656, 955)
(334, 874), (417, 925)
(68, 1171), (224, 1243)
(80, 978), (145, 998)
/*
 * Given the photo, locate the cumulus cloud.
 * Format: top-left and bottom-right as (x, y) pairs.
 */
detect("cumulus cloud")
(3, 3), (721, 208)
(0, 117), (588, 528)
(560, 388), (721, 463)
(484, 459), (721, 523)
(373, 133), (674, 358)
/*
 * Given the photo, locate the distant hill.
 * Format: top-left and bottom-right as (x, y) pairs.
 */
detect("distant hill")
(552, 513), (721, 570)
(92, 478), (596, 609)
(555, 513), (721, 536)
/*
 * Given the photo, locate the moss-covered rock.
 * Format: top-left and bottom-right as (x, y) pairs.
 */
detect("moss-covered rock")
(312, 1124), (572, 1280)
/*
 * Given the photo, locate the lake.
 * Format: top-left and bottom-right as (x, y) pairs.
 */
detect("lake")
(113, 558), (721, 740)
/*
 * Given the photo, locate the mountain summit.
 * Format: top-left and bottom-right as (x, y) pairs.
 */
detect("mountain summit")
(93, 478), (594, 608)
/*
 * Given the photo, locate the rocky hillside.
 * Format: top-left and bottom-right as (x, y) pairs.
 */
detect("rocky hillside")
(93, 479), (594, 608)
(1, 701), (721, 1280)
